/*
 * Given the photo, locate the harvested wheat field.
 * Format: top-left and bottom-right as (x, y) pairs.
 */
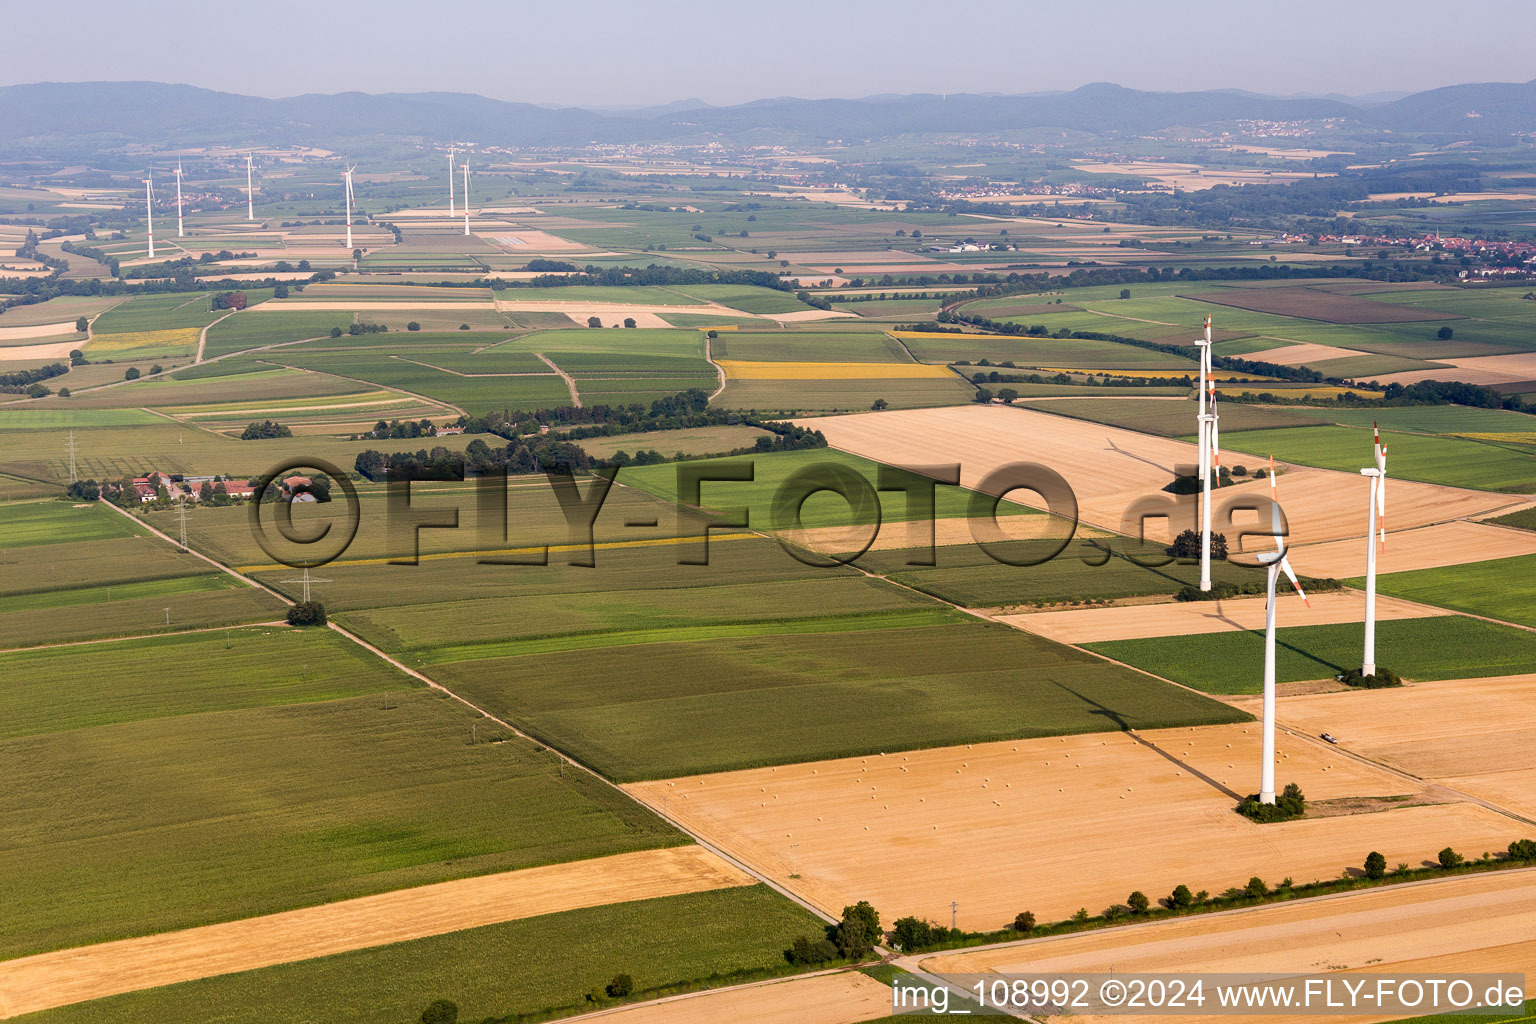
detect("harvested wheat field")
(248, 301), (495, 312)
(1372, 353), (1536, 388)
(0, 845), (752, 1018)
(0, 340), (82, 361)
(1236, 674), (1536, 821)
(1240, 342), (1374, 366)
(1285, 519), (1536, 578)
(921, 869), (1536, 1024)
(589, 971), (893, 1024)
(798, 406), (1519, 546)
(0, 321), (80, 342)
(1001, 591), (1450, 644)
(624, 724), (1518, 932)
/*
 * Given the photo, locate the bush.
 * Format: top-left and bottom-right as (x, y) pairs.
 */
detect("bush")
(124, 367), (140, 381)
(407, 321), (421, 331)
(286, 601), (327, 627)
(1339, 667), (1402, 688)
(1012, 910), (1036, 933)
(1509, 839), (1536, 862)
(420, 1000), (458, 1024)
(786, 935), (839, 964)
(458, 323), (470, 330)
(1364, 851), (1387, 880)
(1166, 528), (1227, 560)
(330, 326), (343, 338)
(1237, 782), (1305, 822)
(1127, 891), (1150, 914)
(892, 915), (946, 950)
(1170, 884), (1193, 909)
(1437, 326), (1454, 340)
(1438, 846), (1464, 869)
(241, 420), (292, 440)
(1244, 877), (1268, 898)
(605, 973), (634, 998)
(973, 387), (994, 403)
(871, 398), (888, 410)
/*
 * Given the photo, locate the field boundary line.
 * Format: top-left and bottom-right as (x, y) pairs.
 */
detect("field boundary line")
(704, 335), (726, 400)
(195, 309), (238, 363)
(536, 352), (582, 408)
(0, 620), (288, 656)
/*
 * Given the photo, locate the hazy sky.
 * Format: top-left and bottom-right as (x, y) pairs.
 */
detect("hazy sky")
(9, 0), (1534, 107)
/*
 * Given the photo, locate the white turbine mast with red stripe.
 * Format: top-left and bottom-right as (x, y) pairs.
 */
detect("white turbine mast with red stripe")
(1196, 315), (1217, 591)
(1257, 456), (1309, 805)
(1359, 423), (1389, 676)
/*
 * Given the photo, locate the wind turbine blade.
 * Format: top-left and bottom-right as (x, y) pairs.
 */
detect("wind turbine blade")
(1268, 456), (1284, 553)
(1279, 556), (1310, 607)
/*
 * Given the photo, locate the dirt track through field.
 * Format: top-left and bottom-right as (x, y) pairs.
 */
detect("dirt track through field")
(920, 869), (1536, 1024)
(797, 405), (1523, 547)
(582, 971), (894, 1024)
(0, 846), (753, 1018)
(1000, 591), (1451, 643)
(625, 725), (1519, 932)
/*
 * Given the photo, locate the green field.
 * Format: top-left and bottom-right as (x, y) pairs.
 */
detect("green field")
(432, 617), (1248, 780)
(201, 311), (351, 359)
(899, 332), (1197, 370)
(1024, 398), (1329, 437)
(1362, 552), (1536, 627)
(669, 283), (812, 314)
(90, 292), (228, 334)
(0, 500), (144, 547)
(714, 331), (911, 362)
(0, 573), (285, 647)
(1216, 425), (1536, 492)
(23, 886), (826, 1024)
(1086, 616), (1536, 693)
(714, 376), (974, 411)
(0, 658), (680, 957)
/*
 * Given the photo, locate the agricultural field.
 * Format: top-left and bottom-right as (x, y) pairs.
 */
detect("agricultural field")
(1021, 397), (1330, 436)
(201, 310), (352, 359)
(715, 331), (911, 362)
(0, 499), (144, 547)
(895, 330), (1197, 370)
(1216, 424), (1536, 491)
(714, 376), (974, 411)
(0, 628), (682, 958)
(1085, 615), (1536, 692)
(0, 572), (284, 648)
(569, 424), (771, 459)
(90, 292), (246, 334)
(22, 886), (827, 1024)
(1363, 552), (1536, 627)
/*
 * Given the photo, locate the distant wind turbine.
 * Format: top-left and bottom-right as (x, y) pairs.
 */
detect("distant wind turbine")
(246, 152), (256, 221)
(1256, 457), (1309, 805)
(174, 160), (185, 238)
(1195, 315), (1215, 591)
(343, 162), (356, 250)
(143, 171), (156, 259)
(462, 161), (471, 236)
(1359, 424), (1388, 676)
(448, 146), (457, 216)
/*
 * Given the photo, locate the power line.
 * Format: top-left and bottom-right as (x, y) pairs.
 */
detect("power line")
(280, 564), (331, 604)
(66, 430), (78, 484)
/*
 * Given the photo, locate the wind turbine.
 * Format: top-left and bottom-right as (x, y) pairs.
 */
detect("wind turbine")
(1256, 456), (1310, 805)
(343, 162), (356, 251)
(448, 146), (456, 216)
(1195, 315), (1215, 591)
(143, 171), (156, 259)
(246, 152), (256, 221)
(174, 160), (185, 238)
(461, 160), (470, 236)
(1359, 424), (1388, 677)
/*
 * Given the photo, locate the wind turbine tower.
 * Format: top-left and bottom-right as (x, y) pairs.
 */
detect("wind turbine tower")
(1256, 457), (1309, 804)
(343, 163), (356, 251)
(462, 161), (471, 236)
(1360, 424), (1388, 676)
(143, 172), (156, 259)
(1195, 315), (1215, 591)
(246, 153), (256, 221)
(174, 161), (185, 238)
(448, 147), (456, 216)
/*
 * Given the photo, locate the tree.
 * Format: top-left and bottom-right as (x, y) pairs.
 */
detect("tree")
(973, 387), (993, 403)
(835, 901), (880, 958)
(150, 364), (163, 375)
(352, 248), (362, 262)
(69, 349), (86, 366)
(420, 1000), (458, 1024)
(286, 601), (327, 627)
(1244, 876), (1268, 898)
(1167, 529), (1227, 560)
(1436, 326), (1454, 340)
(75, 316), (89, 333)
(1120, 288), (1132, 299)
(1363, 851), (1387, 880)
(124, 367), (141, 381)
(330, 326), (343, 338)
(605, 974), (634, 998)
(273, 283), (289, 299)
(871, 398), (889, 410)
(623, 317), (637, 328)
(587, 316), (603, 328)
(1437, 846), (1464, 869)
(58, 387), (70, 398)
(1509, 839), (1536, 862)
(407, 321), (421, 331)
(458, 323), (470, 330)
(1013, 911), (1036, 932)
(997, 387), (1019, 404)
(1127, 890), (1150, 914)
(1170, 884), (1193, 909)
(892, 916), (936, 950)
